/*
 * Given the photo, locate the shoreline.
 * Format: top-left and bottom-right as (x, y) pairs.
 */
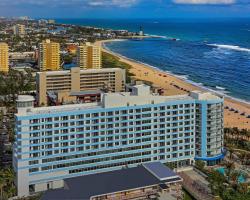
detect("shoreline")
(96, 39), (250, 130)
(103, 40), (250, 106)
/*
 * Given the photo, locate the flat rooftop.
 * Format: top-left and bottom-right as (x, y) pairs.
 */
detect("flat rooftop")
(70, 90), (103, 96)
(41, 162), (182, 200)
(36, 67), (123, 75)
(16, 93), (192, 117)
(16, 85), (222, 117)
(143, 162), (180, 181)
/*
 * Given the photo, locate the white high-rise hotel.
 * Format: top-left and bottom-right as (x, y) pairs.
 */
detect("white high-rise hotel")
(13, 85), (224, 197)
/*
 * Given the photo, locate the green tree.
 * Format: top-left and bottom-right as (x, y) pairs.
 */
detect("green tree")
(195, 160), (205, 171)
(0, 175), (6, 199)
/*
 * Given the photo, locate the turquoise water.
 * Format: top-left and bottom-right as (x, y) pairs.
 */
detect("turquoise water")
(57, 18), (250, 102)
(216, 167), (246, 183)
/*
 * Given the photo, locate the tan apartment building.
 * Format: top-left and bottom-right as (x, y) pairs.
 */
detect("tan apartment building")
(77, 42), (101, 69)
(36, 67), (125, 105)
(13, 24), (26, 36)
(38, 39), (60, 71)
(0, 43), (9, 73)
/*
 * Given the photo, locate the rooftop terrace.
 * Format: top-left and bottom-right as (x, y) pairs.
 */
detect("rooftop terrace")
(16, 85), (223, 117)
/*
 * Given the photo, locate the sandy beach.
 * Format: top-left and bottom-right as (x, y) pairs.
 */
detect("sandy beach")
(96, 39), (250, 130)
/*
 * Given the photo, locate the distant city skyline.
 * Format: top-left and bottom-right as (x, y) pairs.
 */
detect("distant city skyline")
(0, 0), (250, 18)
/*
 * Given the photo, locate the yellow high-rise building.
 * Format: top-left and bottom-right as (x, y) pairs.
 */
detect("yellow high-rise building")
(39, 39), (60, 71)
(0, 43), (9, 73)
(77, 42), (101, 69)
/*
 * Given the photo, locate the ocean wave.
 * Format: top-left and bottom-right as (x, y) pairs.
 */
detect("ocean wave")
(176, 75), (189, 80)
(144, 34), (167, 39)
(216, 86), (226, 90)
(146, 34), (180, 41)
(208, 44), (250, 53)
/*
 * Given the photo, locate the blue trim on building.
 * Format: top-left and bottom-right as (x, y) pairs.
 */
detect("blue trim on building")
(201, 102), (207, 158)
(195, 153), (225, 161)
(16, 100), (195, 120)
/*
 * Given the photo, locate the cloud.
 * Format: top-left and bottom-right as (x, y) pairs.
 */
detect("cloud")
(173, 0), (235, 4)
(0, 0), (140, 7)
(88, 0), (139, 7)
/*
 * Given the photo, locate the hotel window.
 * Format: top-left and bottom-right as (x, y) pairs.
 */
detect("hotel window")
(61, 116), (68, 121)
(115, 123), (119, 128)
(62, 149), (68, 153)
(160, 106), (165, 110)
(135, 109), (141, 113)
(46, 117), (53, 122)
(29, 168), (39, 173)
(160, 118), (165, 122)
(159, 155), (165, 160)
(92, 113), (99, 117)
(107, 111), (113, 116)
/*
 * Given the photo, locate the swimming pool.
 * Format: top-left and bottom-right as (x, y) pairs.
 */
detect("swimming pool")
(216, 167), (246, 183)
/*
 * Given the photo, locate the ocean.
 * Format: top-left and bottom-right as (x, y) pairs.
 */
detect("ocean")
(57, 18), (250, 102)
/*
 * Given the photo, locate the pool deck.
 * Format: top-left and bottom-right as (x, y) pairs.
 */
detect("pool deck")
(184, 170), (210, 187)
(178, 169), (214, 200)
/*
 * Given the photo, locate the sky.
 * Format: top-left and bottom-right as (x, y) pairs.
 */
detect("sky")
(0, 0), (250, 18)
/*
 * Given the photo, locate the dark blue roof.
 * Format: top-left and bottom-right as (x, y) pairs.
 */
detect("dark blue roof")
(41, 165), (159, 200)
(41, 162), (181, 200)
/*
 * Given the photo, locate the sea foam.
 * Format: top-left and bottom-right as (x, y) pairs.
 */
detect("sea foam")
(208, 44), (250, 53)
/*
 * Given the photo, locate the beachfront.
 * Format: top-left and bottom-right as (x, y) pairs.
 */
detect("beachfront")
(96, 39), (250, 130)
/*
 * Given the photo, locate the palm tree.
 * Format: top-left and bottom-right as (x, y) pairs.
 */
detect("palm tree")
(5, 185), (16, 198)
(3, 168), (15, 188)
(0, 175), (6, 200)
(227, 146), (234, 160)
(229, 171), (240, 190)
(241, 129), (247, 140)
(237, 183), (248, 194)
(225, 161), (235, 179)
(238, 152), (247, 165)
